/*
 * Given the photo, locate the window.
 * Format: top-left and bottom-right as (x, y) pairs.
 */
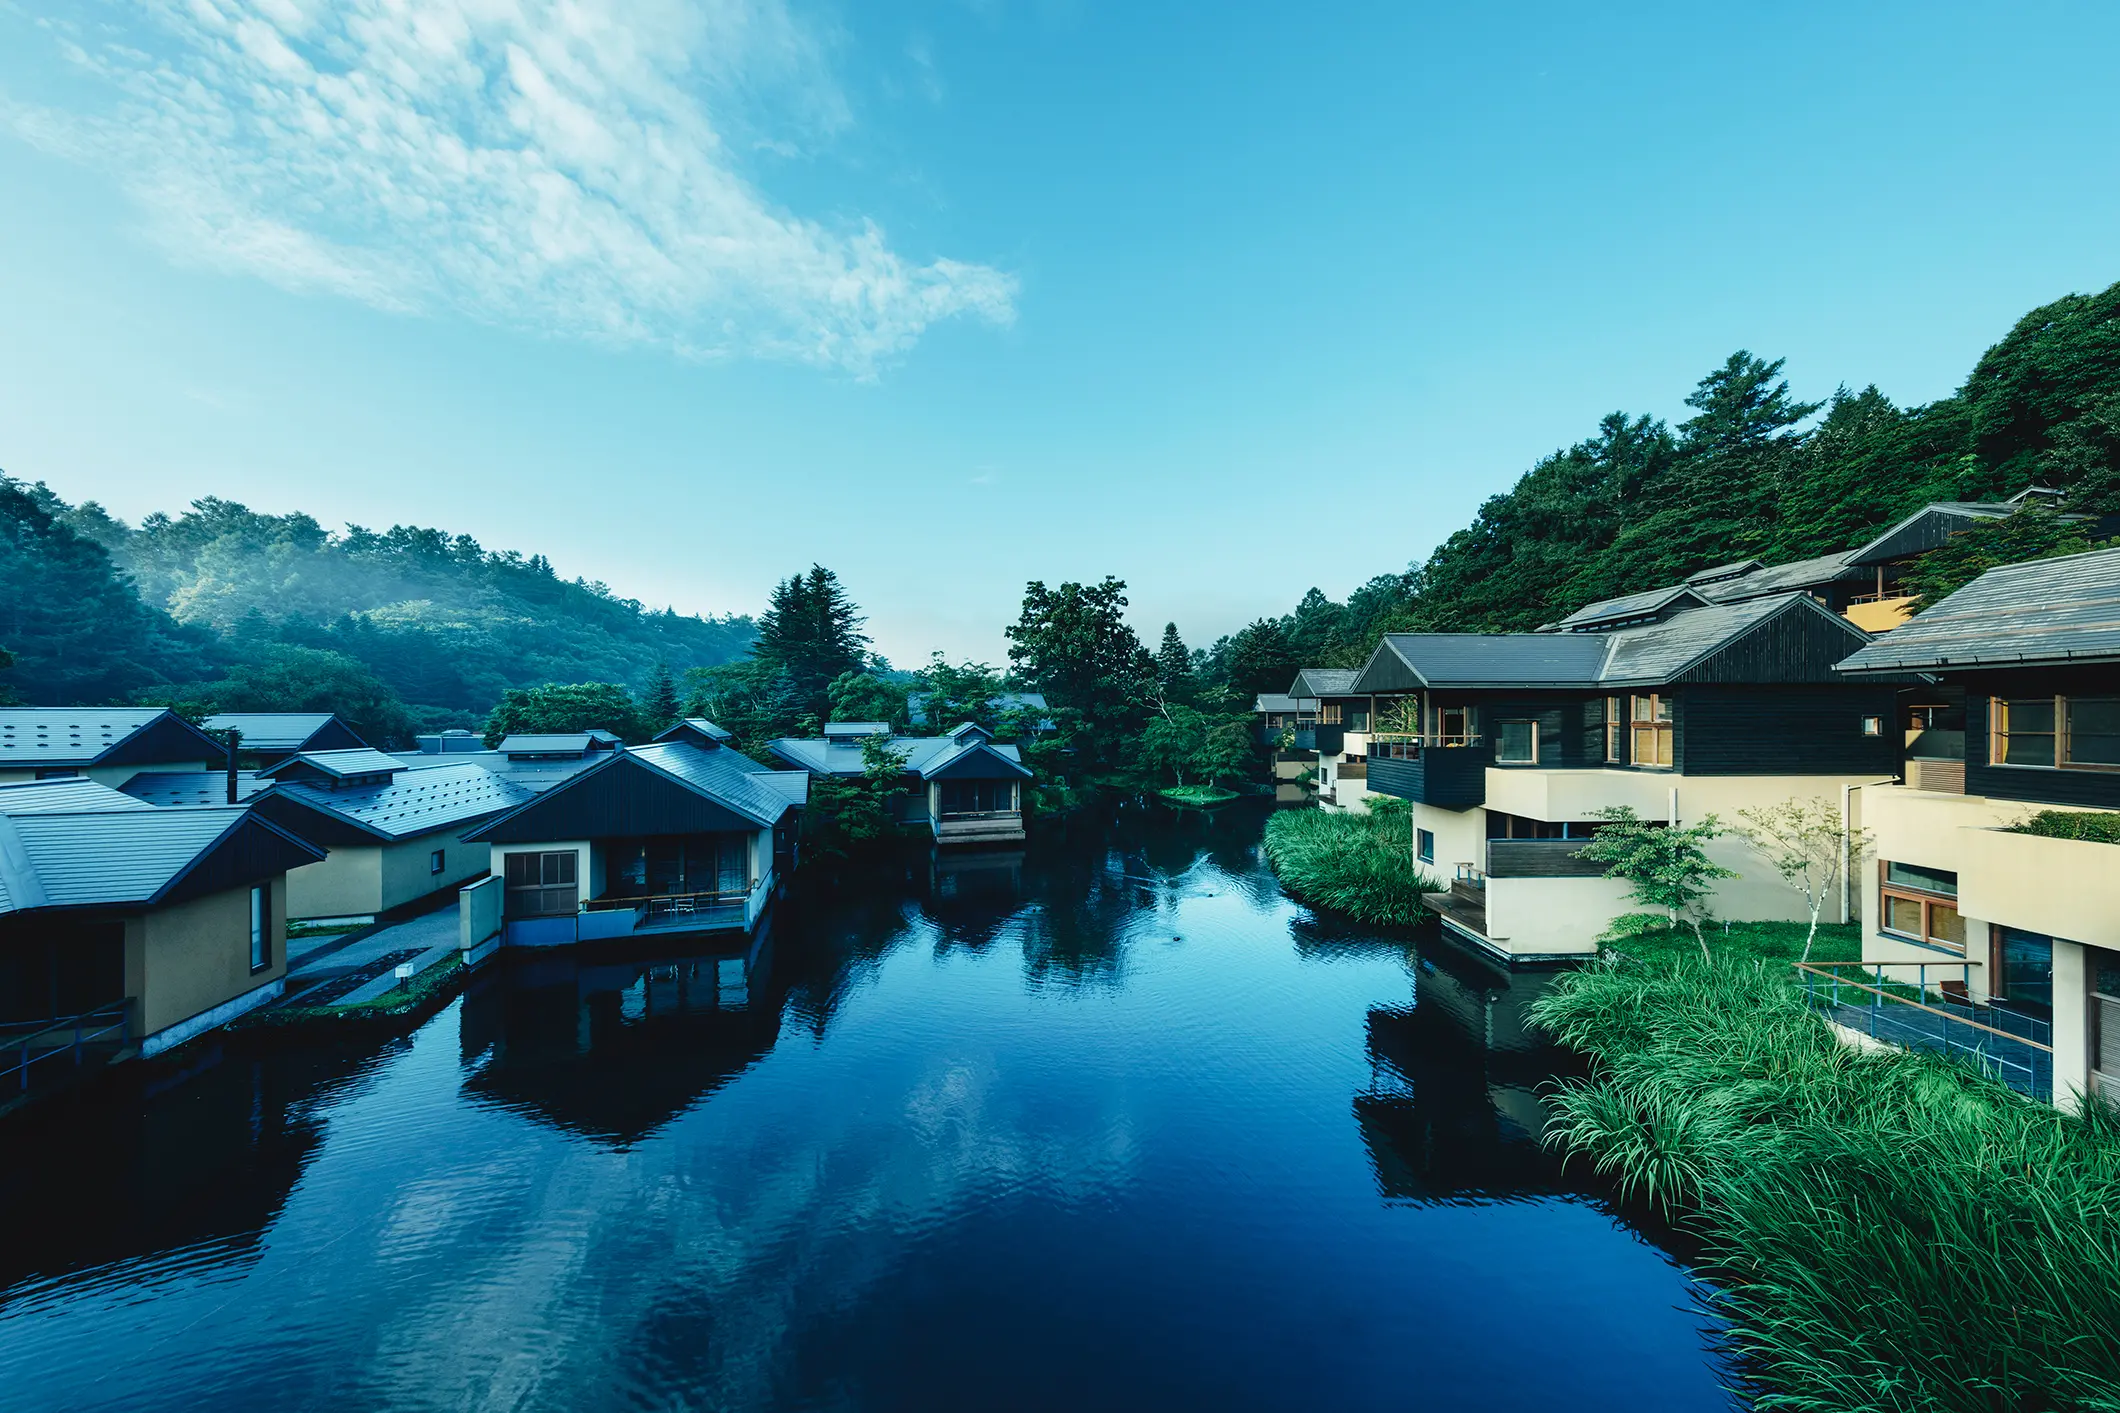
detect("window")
(2094, 949), (2120, 1107)
(1416, 829), (1435, 864)
(1494, 720), (1538, 764)
(1432, 704), (1474, 746)
(34, 768), (80, 780)
(1604, 697), (1623, 763)
(248, 886), (269, 972)
(430, 848), (446, 875)
(1346, 707), (1369, 732)
(1992, 695), (2120, 770)
(1879, 862), (1964, 953)
(1318, 702), (1344, 725)
(1862, 716), (1884, 737)
(1629, 694), (1673, 768)
(1991, 927), (2055, 1018)
(939, 779), (1016, 815)
(504, 850), (578, 918)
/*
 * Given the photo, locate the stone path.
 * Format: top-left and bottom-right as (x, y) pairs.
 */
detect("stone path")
(282, 908), (459, 1007)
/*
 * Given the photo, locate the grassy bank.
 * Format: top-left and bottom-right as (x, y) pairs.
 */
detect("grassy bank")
(241, 954), (469, 1029)
(1157, 784), (1239, 807)
(1532, 954), (2120, 1411)
(1261, 803), (1440, 926)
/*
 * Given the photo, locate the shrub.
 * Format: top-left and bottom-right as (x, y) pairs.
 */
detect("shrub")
(1533, 954), (2120, 1412)
(1261, 806), (1440, 927)
(2012, 809), (2120, 845)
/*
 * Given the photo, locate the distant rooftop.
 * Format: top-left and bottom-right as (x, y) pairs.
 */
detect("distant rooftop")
(1838, 545), (2120, 673)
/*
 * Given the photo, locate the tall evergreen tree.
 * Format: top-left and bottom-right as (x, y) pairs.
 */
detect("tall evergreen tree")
(1155, 622), (1194, 703)
(752, 565), (871, 722)
(644, 660), (681, 730)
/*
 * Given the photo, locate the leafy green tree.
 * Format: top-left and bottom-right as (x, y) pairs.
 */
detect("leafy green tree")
(683, 660), (807, 750)
(1576, 807), (1738, 961)
(483, 682), (648, 746)
(913, 654), (1005, 732)
(1900, 502), (2115, 610)
(753, 565), (870, 722)
(1223, 618), (1299, 700)
(1141, 704), (1209, 786)
(165, 644), (416, 748)
(643, 661), (681, 732)
(0, 644), (16, 706)
(1737, 798), (1874, 964)
(1005, 577), (1152, 775)
(827, 670), (907, 727)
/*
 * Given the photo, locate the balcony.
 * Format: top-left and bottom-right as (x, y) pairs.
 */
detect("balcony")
(934, 810), (1027, 846)
(1844, 592), (1918, 633)
(1293, 722), (1345, 754)
(578, 887), (754, 938)
(1484, 838), (1605, 878)
(1365, 735), (1489, 809)
(1956, 826), (2120, 951)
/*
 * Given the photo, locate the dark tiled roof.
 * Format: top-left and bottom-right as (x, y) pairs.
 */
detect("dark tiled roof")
(268, 763), (533, 840)
(1287, 668), (1361, 697)
(1838, 546), (2120, 672)
(628, 742), (802, 825)
(0, 708), (173, 767)
(767, 733), (1028, 780)
(1550, 585), (1713, 631)
(1252, 694), (1315, 713)
(1596, 595), (1809, 684)
(387, 750), (601, 794)
(654, 718), (734, 745)
(261, 747), (406, 781)
(0, 779), (156, 815)
(1697, 549), (1863, 601)
(202, 713), (341, 750)
(120, 772), (271, 806)
(497, 733), (603, 756)
(0, 807), (320, 915)
(1684, 559), (1764, 585)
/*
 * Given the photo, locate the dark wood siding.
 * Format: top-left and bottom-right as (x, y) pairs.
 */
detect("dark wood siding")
(1486, 839), (1604, 878)
(159, 816), (327, 907)
(99, 713), (224, 769)
(476, 757), (758, 843)
(1676, 685), (1900, 776)
(1962, 672), (2120, 810)
(1367, 746), (1488, 809)
(1673, 601), (1873, 685)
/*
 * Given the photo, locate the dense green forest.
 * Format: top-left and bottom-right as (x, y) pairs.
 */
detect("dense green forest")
(1206, 279), (2120, 686)
(0, 485), (755, 736)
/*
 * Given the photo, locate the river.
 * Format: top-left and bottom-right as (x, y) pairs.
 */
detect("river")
(0, 803), (1737, 1412)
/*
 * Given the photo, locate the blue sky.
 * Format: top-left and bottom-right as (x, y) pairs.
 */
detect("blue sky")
(2, 2), (2116, 667)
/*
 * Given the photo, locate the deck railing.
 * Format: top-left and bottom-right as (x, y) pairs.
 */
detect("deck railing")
(1369, 733), (1484, 760)
(2, 1003), (132, 1095)
(583, 888), (752, 925)
(1794, 961), (2053, 1100)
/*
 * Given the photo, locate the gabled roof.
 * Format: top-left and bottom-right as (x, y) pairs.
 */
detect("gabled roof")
(0, 779), (157, 815)
(259, 762), (533, 842)
(119, 772), (271, 807)
(496, 733), (611, 757)
(1684, 559), (1764, 586)
(1696, 549), (1864, 602)
(0, 807), (324, 917)
(766, 732), (1030, 781)
(202, 713), (369, 754)
(464, 741), (799, 844)
(1845, 501), (2020, 567)
(1252, 694), (1317, 714)
(387, 749), (604, 794)
(1549, 585), (1714, 632)
(653, 718), (734, 747)
(1353, 594), (1866, 692)
(822, 721), (894, 739)
(259, 747), (406, 782)
(1286, 668), (1362, 697)
(1837, 545), (2120, 673)
(0, 708), (224, 769)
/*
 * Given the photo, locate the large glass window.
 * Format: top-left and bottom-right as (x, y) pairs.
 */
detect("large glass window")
(1604, 697), (1623, 763)
(1630, 694), (1673, 768)
(1993, 698), (2057, 766)
(504, 850), (578, 917)
(1879, 862), (1965, 953)
(1432, 704), (1474, 746)
(1993, 927), (2055, 1017)
(939, 779), (1017, 815)
(2065, 697), (2120, 768)
(1494, 720), (1537, 764)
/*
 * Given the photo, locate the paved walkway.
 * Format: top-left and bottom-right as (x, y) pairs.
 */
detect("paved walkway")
(282, 908), (460, 1007)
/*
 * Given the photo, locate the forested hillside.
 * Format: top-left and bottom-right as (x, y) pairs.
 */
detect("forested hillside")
(1207, 279), (2120, 685)
(0, 484), (755, 733)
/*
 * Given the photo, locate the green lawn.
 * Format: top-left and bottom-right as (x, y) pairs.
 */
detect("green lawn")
(1601, 915), (1861, 967)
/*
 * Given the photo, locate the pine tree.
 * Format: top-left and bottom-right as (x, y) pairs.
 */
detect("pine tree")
(1155, 622), (1193, 703)
(752, 565), (871, 722)
(645, 660), (681, 730)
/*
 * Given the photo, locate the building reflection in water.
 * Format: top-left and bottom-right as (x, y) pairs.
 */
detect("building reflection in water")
(457, 926), (782, 1150)
(1354, 932), (1580, 1204)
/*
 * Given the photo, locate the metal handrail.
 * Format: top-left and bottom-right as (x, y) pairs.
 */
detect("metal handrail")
(582, 887), (752, 913)
(3, 1003), (132, 1095)
(1453, 862), (1487, 887)
(1792, 962), (2052, 1051)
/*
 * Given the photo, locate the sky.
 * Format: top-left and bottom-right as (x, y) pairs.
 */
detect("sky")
(1, 1), (2117, 668)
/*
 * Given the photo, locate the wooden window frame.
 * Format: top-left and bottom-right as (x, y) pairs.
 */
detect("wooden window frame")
(504, 850), (580, 918)
(1318, 702), (1344, 725)
(1604, 696), (1623, 764)
(1629, 693), (1674, 770)
(1494, 719), (1539, 765)
(1430, 703), (1476, 747)
(1990, 694), (2120, 773)
(1877, 860), (1966, 955)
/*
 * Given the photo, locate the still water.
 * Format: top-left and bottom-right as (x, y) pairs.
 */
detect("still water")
(0, 805), (1736, 1412)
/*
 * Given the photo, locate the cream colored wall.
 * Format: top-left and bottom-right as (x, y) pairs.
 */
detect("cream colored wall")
(284, 844), (384, 920)
(1484, 767), (1676, 823)
(1409, 803), (1483, 882)
(1483, 876), (1635, 957)
(1957, 827), (2120, 951)
(378, 826), (493, 913)
(133, 878), (286, 1037)
(1857, 786), (2020, 974)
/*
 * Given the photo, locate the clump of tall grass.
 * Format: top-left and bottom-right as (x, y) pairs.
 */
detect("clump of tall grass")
(1533, 955), (2120, 1412)
(1261, 801), (1440, 927)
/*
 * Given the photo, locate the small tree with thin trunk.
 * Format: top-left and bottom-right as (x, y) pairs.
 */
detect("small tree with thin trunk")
(1737, 797), (1872, 964)
(1575, 806), (1737, 962)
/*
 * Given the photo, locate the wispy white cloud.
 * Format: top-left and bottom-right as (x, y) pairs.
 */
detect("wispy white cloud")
(7, 0), (1015, 374)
